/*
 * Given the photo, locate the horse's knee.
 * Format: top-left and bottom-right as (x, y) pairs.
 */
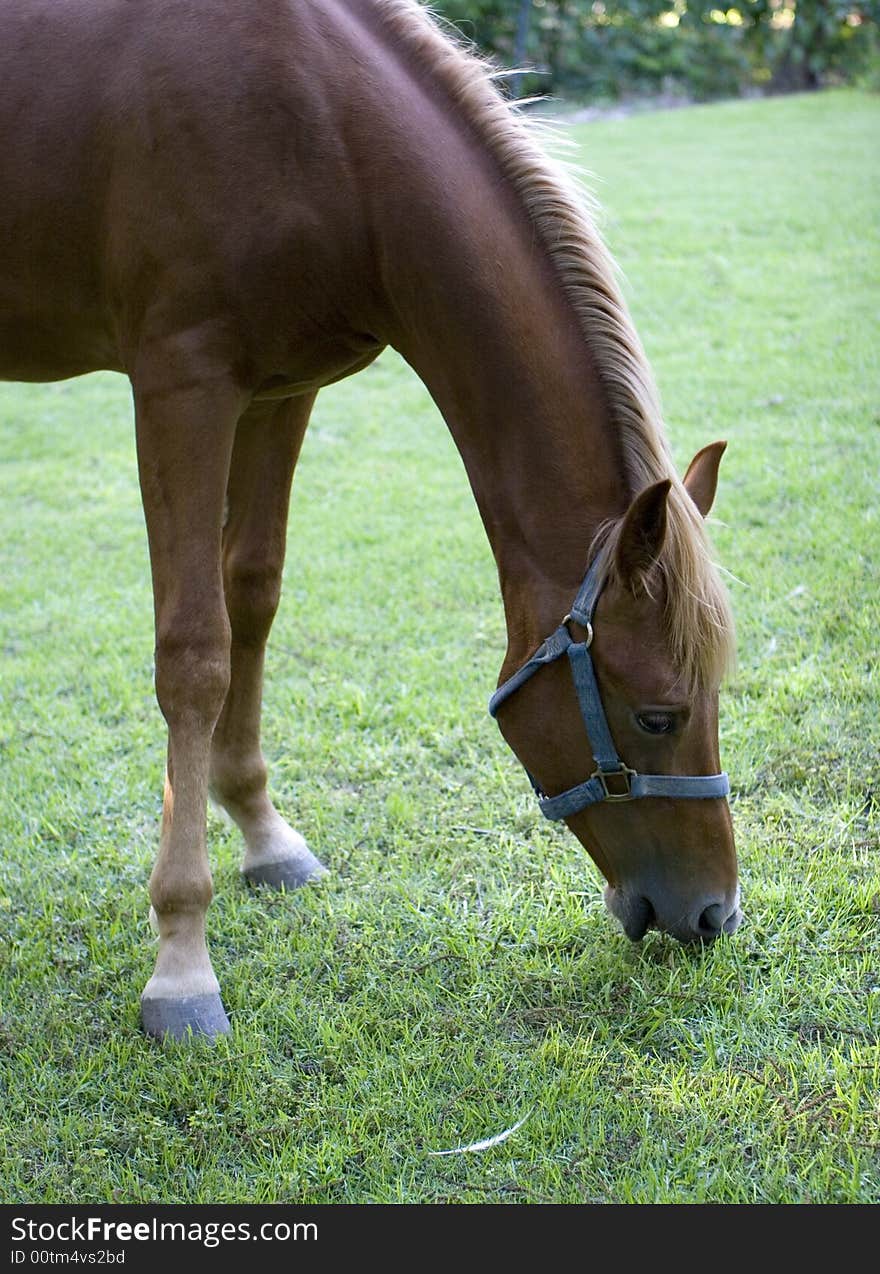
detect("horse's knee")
(223, 556), (282, 647)
(154, 621), (231, 730)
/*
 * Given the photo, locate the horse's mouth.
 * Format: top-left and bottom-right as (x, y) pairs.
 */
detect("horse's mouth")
(604, 886), (655, 941)
(604, 884), (744, 943)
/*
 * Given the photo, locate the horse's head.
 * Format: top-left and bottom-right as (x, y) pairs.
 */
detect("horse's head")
(493, 442), (740, 945)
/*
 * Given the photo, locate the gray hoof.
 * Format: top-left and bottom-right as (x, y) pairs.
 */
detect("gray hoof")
(141, 993), (230, 1042)
(243, 852), (328, 891)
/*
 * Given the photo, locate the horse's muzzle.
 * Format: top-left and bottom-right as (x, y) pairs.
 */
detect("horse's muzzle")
(604, 884), (742, 944)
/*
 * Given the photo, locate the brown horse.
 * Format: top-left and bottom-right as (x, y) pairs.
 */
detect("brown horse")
(0, 0), (741, 1040)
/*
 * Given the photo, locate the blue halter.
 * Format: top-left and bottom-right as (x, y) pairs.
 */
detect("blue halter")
(488, 556), (730, 820)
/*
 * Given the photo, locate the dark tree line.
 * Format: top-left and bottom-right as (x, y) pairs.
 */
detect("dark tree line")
(434, 0), (880, 99)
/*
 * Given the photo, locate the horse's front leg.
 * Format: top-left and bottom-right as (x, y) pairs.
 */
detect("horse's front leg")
(209, 394), (327, 888)
(134, 367), (244, 1041)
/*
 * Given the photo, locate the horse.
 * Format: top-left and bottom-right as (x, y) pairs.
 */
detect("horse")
(0, 0), (741, 1041)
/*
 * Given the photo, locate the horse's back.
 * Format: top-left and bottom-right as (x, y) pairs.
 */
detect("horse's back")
(0, 1), (127, 376)
(0, 0), (381, 384)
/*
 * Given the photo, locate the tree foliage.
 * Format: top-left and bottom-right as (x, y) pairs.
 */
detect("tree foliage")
(434, 0), (880, 99)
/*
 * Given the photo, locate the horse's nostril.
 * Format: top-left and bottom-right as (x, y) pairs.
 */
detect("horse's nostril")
(698, 901), (726, 935)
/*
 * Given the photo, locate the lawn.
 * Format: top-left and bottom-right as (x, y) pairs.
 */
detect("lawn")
(0, 88), (877, 1204)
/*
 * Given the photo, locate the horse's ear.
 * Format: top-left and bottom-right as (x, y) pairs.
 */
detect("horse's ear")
(683, 440), (726, 518)
(615, 478), (671, 582)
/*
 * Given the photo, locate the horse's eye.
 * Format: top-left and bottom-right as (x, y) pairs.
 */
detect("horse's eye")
(636, 711), (676, 735)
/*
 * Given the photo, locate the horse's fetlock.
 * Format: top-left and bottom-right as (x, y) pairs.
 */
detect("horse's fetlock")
(149, 873), (213, 917)
(210, 756), (268, 808)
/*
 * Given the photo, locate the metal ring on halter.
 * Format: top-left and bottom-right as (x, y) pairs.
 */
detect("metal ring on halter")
(592, 765), (637, 801)
(562, 615), (593, 647)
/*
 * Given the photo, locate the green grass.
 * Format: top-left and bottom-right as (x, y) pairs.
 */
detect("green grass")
(1, 89), (877, 1204)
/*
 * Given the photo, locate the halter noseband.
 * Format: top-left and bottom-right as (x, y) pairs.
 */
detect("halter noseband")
(488, 556), (730, 820)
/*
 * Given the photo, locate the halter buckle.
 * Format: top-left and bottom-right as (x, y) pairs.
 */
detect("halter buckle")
(594, 765), (637, 801)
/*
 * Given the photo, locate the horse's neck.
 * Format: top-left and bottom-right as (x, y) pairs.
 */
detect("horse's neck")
(359, 76), (632, 668)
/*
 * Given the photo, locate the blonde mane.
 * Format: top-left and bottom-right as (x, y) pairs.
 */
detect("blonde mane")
(374, 0), (735, 688)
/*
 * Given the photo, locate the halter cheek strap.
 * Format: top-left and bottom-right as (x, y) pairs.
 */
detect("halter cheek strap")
(488, 557), (730, 820)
